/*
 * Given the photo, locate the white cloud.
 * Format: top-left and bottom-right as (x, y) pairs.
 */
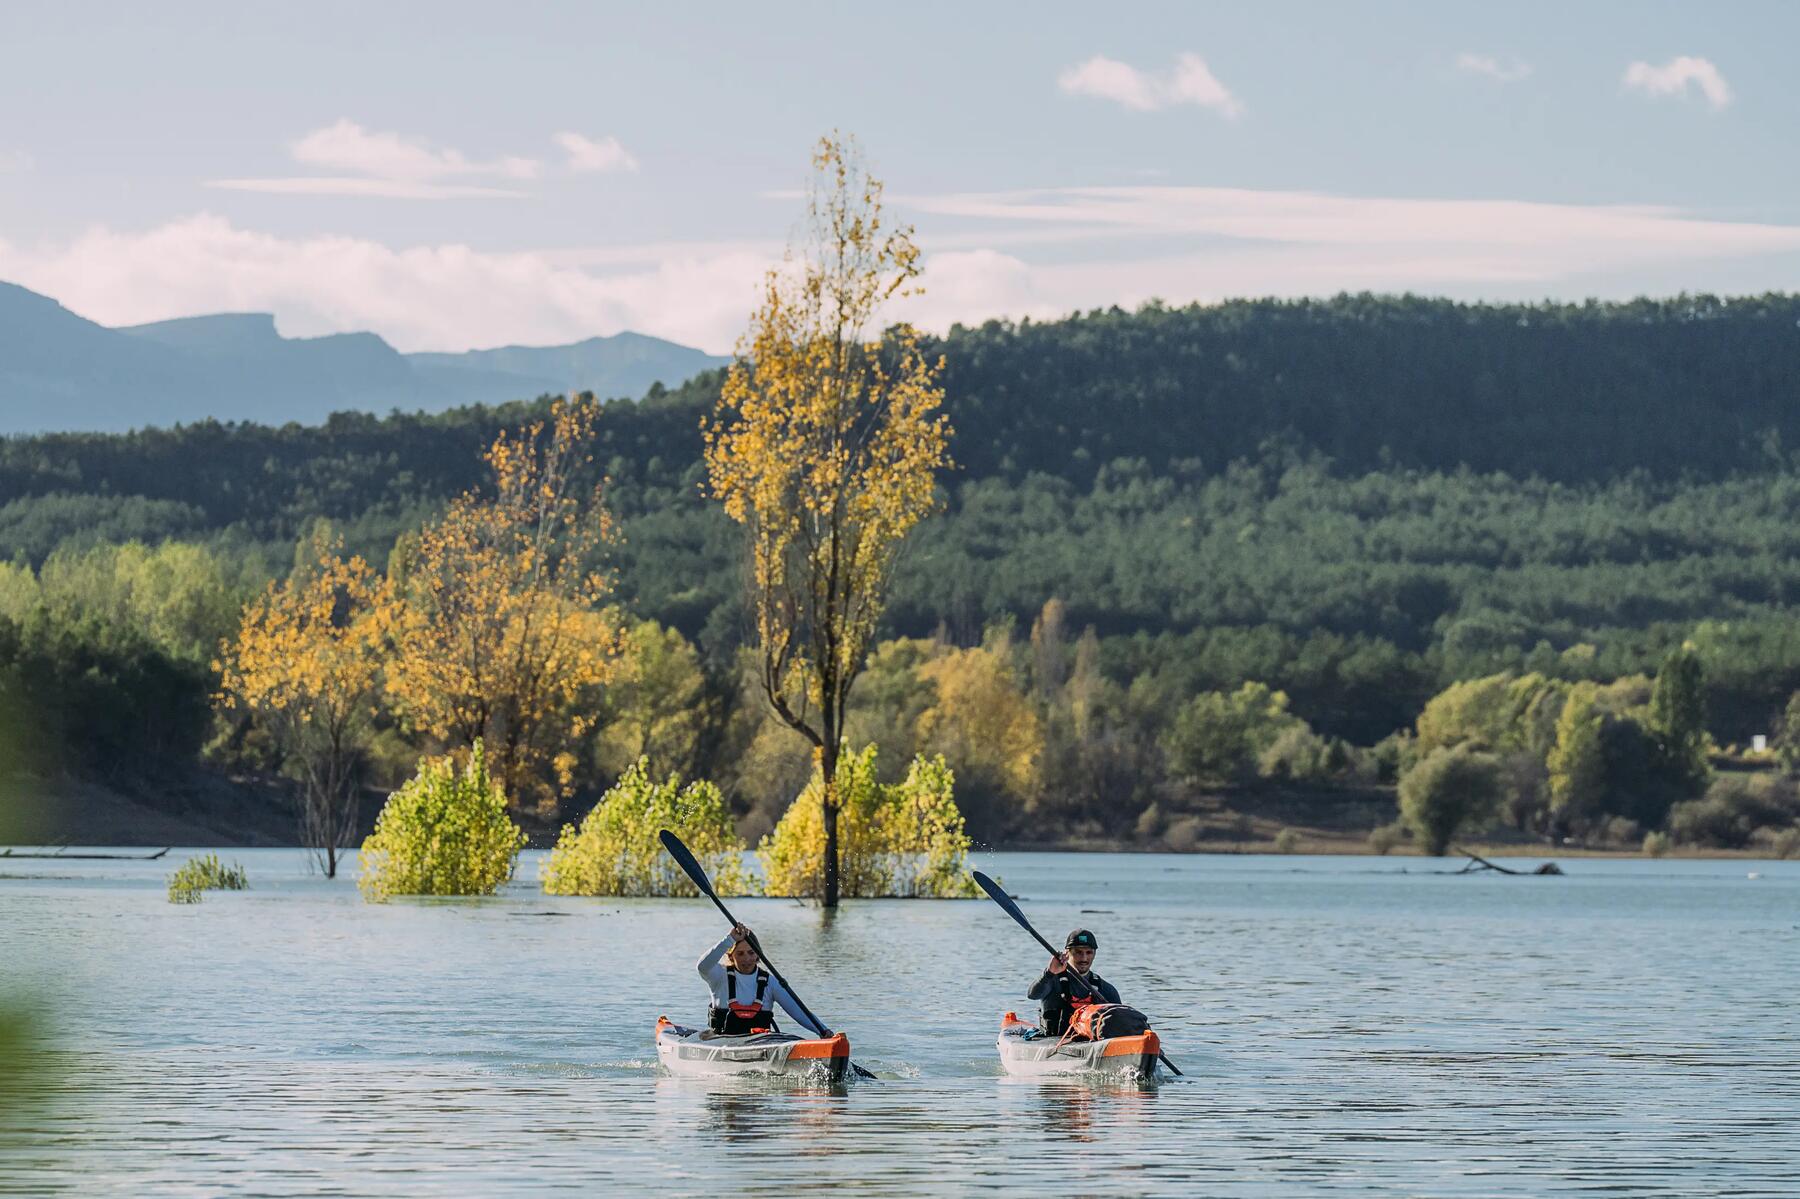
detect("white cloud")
(208, 118), (543, 200)
(555, 132), (638, 174)
(6, 187), (1800, 356)
(1623, 56), (1732, 110)
(209, 178), (529, 200)
(1058, 53), (1242, 117)
(1455, 53), (1532, 83)
(0, 214), (769, 353)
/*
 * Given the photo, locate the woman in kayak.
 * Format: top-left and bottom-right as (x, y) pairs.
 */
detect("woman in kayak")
(1029, 928), (1121, 1037)
(698, 924), (831, 1038)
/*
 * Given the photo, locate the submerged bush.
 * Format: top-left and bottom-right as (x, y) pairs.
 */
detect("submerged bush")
(759, 746), (979, 899)
(1272, 827), (1301, 854)
(358, 742), (526, 901)
(166, 853), (248, 904)
(541, 759), (753, 896)
(1642, 830), (1671, 858)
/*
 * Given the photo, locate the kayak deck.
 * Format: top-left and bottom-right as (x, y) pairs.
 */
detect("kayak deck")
(996, 1011), (1161, 1079)
(655, 1016), (851, 1082)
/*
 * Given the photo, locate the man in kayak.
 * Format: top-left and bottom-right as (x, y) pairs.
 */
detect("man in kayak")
(1028, 928), (1121, 1037)
(698, 923), (831, 1038)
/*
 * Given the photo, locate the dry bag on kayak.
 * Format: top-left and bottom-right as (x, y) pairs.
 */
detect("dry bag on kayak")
(1068, 1003), (1149, 1041)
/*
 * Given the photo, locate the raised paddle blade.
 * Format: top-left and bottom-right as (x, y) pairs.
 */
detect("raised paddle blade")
(971, 870), (1058, 957)
(659, 829), (720, 902)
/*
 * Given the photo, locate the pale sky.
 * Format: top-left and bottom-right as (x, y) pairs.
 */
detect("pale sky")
(1, 1), (1796, 353)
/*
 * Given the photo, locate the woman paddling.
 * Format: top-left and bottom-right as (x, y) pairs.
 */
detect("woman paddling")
(698, 924), (831, 1038)
(1028, 928), (1121, 1037)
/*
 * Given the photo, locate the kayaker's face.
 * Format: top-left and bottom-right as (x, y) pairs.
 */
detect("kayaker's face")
(1069, 946), (1096, 974)
(729, 941), (760, 972)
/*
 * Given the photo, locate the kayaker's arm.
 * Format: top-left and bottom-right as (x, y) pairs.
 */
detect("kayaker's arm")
(1027, 970), (1062, 1001)
(1091, 975), (1122, 1005)
(766, 976), (830, 1037)
(696, 933), (735, 994)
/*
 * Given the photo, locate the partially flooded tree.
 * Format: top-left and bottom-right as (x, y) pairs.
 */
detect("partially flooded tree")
(385, 398), (623, 816)
(216, 545), (388, 877)
(705, 134), (951, 906)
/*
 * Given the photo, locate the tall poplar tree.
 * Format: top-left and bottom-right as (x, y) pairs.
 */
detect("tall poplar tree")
(705, 134), (950, 906)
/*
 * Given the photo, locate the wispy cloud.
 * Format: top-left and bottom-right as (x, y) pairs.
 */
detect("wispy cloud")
(555, 132), (638, 174)
(1623, 56), (1732, 110)
(0, 149), (33, 172)
(208, 118), (542, 200)
(1058, 53), (1242, 117)
(1455, 53), (1532, 83)
(7, 187), (1800, 356)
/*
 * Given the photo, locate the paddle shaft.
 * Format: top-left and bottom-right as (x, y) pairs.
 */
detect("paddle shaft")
(658, 830), (875, 1080)
(971, 870), (1184, 1078)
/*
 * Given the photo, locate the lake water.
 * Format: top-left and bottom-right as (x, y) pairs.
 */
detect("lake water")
(2, 849), (1797, 1196)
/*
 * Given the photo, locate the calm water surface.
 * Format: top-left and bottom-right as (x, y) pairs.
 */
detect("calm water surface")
(2, 849), (1797, 1196)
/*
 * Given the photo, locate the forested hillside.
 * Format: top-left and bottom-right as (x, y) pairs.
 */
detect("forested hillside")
(6, 293), (1800, 850)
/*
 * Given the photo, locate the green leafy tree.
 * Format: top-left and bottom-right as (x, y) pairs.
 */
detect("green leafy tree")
(758, 744), (977, 898)
(1398, 744), (1504, 856)
(541, 759), (752, 897)
(358, 742), (527, 901)
(1164, 681), (1305, 782)
(1649, 645), (1710, 792)
(1547, 687), (1607, 834)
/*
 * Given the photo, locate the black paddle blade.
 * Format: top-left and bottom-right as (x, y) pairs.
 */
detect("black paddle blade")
(971, 870), (1057, 956)
(659, 829), (719, 901)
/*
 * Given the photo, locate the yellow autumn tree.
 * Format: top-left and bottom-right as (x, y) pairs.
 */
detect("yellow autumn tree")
(704, 133), (951, 907)
(216, 545), (389, 878)
(915, 630), (1044, 808)
(385, 398), (623, 816)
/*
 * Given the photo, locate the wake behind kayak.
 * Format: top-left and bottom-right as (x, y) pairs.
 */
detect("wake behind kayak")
(655, 1016), (852, 1082)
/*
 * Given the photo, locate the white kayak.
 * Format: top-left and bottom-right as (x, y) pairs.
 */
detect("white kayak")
(654, 1016), (852, 1082)
(996, 1011), (1162, 1079)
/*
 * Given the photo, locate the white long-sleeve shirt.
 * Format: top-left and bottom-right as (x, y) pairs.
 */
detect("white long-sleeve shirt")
(696, 933), (829, 1037)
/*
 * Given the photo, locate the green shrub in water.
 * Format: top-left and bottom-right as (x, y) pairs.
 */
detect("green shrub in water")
(1641, 830), (1671, 858)
(358, 741), (526, 901)
(541, 759), (754, 897)
(166, 853), (248, 904)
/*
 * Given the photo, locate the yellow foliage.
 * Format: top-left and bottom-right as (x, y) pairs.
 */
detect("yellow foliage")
(358, 742), (526, 901)
(541, 759), (753, 897)
(916, 634), (1043, 803)
(758, 745), (978, 899)
(703, 134), (952, 905)
(384, 397), (623, 812)
(215, 547), (388, 875)
(596, 620), (707, 779)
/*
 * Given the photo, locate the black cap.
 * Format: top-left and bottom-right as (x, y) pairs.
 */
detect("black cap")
(1065, 929), (1098, 950)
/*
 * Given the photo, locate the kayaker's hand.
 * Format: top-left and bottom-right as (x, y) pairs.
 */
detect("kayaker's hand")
(1048, 953), (1067, 975)
(730, 923), (750, 943)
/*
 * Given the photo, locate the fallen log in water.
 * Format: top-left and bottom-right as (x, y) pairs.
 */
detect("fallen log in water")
(1453, 847), (1563, 875)
(0, 847), (171, 861)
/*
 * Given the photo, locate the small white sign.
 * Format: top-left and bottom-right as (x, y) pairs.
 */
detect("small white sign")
(1753, 734), (1768, 753)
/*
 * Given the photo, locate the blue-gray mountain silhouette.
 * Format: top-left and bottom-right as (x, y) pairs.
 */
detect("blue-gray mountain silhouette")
(0, 280), (728, 433)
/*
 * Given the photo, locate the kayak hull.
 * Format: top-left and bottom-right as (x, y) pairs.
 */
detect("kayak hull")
(655, 1016), (850, 1082)
(996, 1011), (1161, 1079)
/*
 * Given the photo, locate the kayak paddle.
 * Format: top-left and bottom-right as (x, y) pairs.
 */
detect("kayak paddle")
(971, 869), (1183, 1077)
(659, 829), (877, 1081)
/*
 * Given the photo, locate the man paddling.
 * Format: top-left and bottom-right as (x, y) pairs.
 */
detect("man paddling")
(698, 924), (832, 1038)
(1028, 928), (1121, 1037)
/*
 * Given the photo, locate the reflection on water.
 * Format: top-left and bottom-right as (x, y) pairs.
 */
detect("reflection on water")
(1, 849), (1798, 1195)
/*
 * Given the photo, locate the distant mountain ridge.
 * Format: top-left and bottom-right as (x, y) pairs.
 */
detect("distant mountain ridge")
(0, 280), (729, 433)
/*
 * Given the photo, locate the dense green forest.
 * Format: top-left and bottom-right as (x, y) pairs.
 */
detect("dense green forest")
(5, 294), (1800, 852)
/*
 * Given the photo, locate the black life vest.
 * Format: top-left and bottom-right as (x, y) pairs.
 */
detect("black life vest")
(709, 968), (776, 1035)
(1041, 972), (1107, 1037)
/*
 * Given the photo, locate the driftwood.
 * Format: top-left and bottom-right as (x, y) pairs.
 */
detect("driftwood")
(0, 847), (170, 861)
(1453, 847), (1563, 876)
